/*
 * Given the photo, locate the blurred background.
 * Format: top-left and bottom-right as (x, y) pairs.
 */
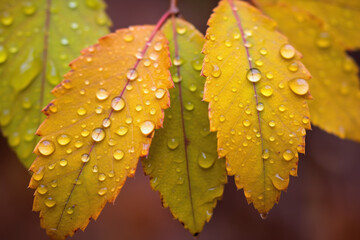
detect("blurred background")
(1, 0), (360, 239)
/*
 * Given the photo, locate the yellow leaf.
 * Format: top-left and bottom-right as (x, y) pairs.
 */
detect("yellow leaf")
(29, 26), (172, 240)
(259, 0), (360, 50)
(255, 1), (360, 141)
(202, 0), (311, 215)
(0, 0), (110, 168)
(143, 18), (227, 234)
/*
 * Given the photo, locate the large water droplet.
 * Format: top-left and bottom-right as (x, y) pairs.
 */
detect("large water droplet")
(111, 97), (125, 111)
(96, 88), (109, 100)
(81, 153), (90, 163)
(288, 78), (309, 95)
(246, 68), (261, 83)
(45, 197), (56, 208)
(155, 88), (166, 99)
(91, 128), (105, 142)
(260, 85), (273, 97)
(37, 184), (48, 195)
(280, 44), (295, 59)
(127, 69), (138, 81)
(38, 140), (55, 156)
(140, 121), (155, 136)
(282, 149), (294, 161)
(57, 134), (71, 146)
(102, 118), (111, 128)
(198, 152), (216, 169)
(167, 138), (179, 150)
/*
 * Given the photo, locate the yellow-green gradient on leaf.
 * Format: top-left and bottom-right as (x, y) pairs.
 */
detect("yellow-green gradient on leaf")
(143, 18), (227, 235)
(29, 26), (172, 240)
(0, 0), (110, 168)
(202, 0), (311, 215)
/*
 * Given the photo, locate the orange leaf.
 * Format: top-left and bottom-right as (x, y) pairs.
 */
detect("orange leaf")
(28, 26), (172, 239)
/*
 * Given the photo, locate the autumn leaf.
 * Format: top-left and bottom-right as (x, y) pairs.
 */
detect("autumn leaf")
(255, 1), (360, 142)
(143, 17), (227, 234)
(0, 0), (110, 168)
(202, 0), (311, 215)
(28, 25), (172, 239)
(261, 0), (360, 50)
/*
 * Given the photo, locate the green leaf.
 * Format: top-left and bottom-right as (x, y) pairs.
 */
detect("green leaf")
(143, 18), (227, 235)
(0, 0), (110, 167)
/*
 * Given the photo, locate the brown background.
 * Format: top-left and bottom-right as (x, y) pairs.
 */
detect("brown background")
(1, 0), (360, 239)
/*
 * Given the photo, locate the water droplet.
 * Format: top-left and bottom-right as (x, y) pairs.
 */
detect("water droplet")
(268, 120), (276, 128)
(81, 153), (90, 163)
(278, 105), (286, 112)
(81, 129), (90, 137)
(173, 56), (183, 66)
(172, 73), (182, 83)
(111, 97), (125, 111)
(102, 118), (111, 128)
(256, 103), (264, 111)
(38, 140), (55, 156)
(57, 134), (71, 146)
(189, 84), (197, 92)
(243, 119), (251, 127)
(288, 62), (299, 72)
(167, 138), (179, 150)
(219, 115), (226, 122)
(198, 152), (216, 169)
(282, 149), (294, 161)
(115, 126), (128, 136)
(1, 12), (13, 26)
(59, 159), (67, 167)
(259, 48), (268, 55)
(113, 150), (124, 160)
(37, 185), (48, 195)
(191, 59), (202, 71)
(154, 42), (163, 51)
(302, 117), (309, 124)
(135, 104), (143, 111)
(262, 149), (270, 159)
(68, 1), (78, 8)
(127, 69), (138, 81)
(96, 88), (109, 100)
(246, 68), (261, 83)
(60, 38), (69, 46)
(66, 207), (74, 215)
(211, 65), (222, 78)
(288, 78), (309, 95)
(98, 173), (106, 181)
(45, 197), (56, 208)
(98, 187), (107, 196)
(123, 33), (134, 42)
(260, 85), (273, 97)
(154, 88), (166, 100)
(185, 102), (194, 111)
(280, 44), (295, 59)
(316, 32), (331, 49)
(77, 107), (87, 116)
(225, 39), (232, 47)
(91, 128), (105, 142)
(22, 2), (37, 15)
(96, 12), (107, 26)
(0, 45), (8, 64)
(260, 213), (268, 220)
(176, 26), (187, 35)
(140, 121), (155, 136)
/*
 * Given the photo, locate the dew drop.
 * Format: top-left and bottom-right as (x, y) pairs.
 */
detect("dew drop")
(288, 62), (299, 72)
(60, 159), (68, 167)
(167, 138), (179, 150)
(66, 207), (74, 215)
(123, 33), (134, 42)
(185, 102), (194, 111)
(38, 140), (55, 156)
(243, 119), (251, 127)
(57, 134), (71, 146)
(77, 107), (87, 116)
(246, 68), (261, 83)
(191, 59), (202, 71)
(45, 197), (56, 208)
(219, 115), (226, 122)
(1, 12), (13, 26)
(189, 84), (197, 92)
(102, 118), (111, 128)
(135, 104), (143, 111)
(98, 187), (108, 196)
(282, 149), (294, 161)
(22, 2), (37, 15)
(127, 69), (138, 81)
(140, 121), (155, 136)
(256, 103), (264, 112)
(198, 152), (216, 169)
(316, 32), (331, 49)
(288, 78), (309, 95)
(98, 173), (106, 182)
(259, 48), (268, 55)
(176, 26), (187, 35)
(155, 88), (166, 99)
(111, 97), (125, 111)
(116, 126), (128, 136)
(260, 213), (268, 220)
(268, 120), (276, 128)
(280, 44), (295, 59)
(211, 65), (222, 78)
(81, 153), (90, 163)
(113, 150), (124, 160)
(262, 149), (270, 159)
(261, 85), (273, 97)
(96, 88), (109, 100)
(91, 128), (105, 142)
(173, 56), (183, 66)
(37, 185), (48, 195)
